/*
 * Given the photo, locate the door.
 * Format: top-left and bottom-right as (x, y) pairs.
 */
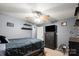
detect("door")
(45, 25), (57, 49)
(37, 27), (44, 41)
(45, 32), (55, 49)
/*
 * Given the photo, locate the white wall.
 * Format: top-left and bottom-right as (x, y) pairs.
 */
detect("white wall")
(0, 13), (32, 39)
(44, 17), (76, 48)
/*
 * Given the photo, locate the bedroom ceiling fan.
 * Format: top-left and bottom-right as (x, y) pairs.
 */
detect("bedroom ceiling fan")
(25, 10), (51, 25)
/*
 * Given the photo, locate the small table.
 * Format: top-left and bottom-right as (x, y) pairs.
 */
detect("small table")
(0, 44), (6, 56)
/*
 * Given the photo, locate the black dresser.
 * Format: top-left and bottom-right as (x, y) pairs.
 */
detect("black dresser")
(69, 41), (79, 56)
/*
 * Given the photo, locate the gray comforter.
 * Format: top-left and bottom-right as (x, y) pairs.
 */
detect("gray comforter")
(5, 38), (43, 56)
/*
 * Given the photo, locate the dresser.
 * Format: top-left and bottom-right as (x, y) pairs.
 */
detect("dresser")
(69, 37), (79, 56)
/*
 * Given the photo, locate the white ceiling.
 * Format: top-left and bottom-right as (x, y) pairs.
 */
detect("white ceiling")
(0, 3), (78, 25)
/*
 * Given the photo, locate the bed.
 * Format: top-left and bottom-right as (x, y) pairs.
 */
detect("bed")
(5, 38), (44, 56)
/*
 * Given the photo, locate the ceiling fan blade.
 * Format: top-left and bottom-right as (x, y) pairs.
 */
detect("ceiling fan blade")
(40, 15), (50, 22)
(25, 16), (33, 20)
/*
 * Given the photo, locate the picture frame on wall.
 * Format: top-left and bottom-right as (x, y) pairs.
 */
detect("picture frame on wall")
(61, 22), (67, 26)
(7, 22), (14, 27)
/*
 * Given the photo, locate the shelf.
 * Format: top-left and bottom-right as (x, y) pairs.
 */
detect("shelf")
(21, 27), (32, 30)
(24, 24), (32, 26)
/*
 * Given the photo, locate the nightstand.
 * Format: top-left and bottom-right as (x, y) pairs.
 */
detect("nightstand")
(0, 44), (6, 56)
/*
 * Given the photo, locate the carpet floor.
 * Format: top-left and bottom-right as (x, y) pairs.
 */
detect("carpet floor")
(44, 48), (64, 56)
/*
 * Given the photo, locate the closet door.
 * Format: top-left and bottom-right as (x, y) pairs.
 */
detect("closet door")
(45, 25), (57, 49)
(45, 32), (55, 49)
(45, 32), (50, 48)
(49, 32), (55, 49)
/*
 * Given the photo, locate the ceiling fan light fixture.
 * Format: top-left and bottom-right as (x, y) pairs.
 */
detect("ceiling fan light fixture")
(34, 18), (42, 24)
(25, 11), (51, 25)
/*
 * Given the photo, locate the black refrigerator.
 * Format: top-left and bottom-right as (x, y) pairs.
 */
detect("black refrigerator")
(45, 25), (57, 50)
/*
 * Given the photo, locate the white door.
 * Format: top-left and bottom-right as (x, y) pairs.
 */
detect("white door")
(37, 27), (44, 41)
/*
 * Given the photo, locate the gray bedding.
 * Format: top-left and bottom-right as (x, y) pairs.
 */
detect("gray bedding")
(5, 38), (43, 56)
(6, 38), (31, 49)
(6, 38), (42, 49)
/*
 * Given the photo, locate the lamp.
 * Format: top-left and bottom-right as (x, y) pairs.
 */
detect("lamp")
(0, 35), (9, 43)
